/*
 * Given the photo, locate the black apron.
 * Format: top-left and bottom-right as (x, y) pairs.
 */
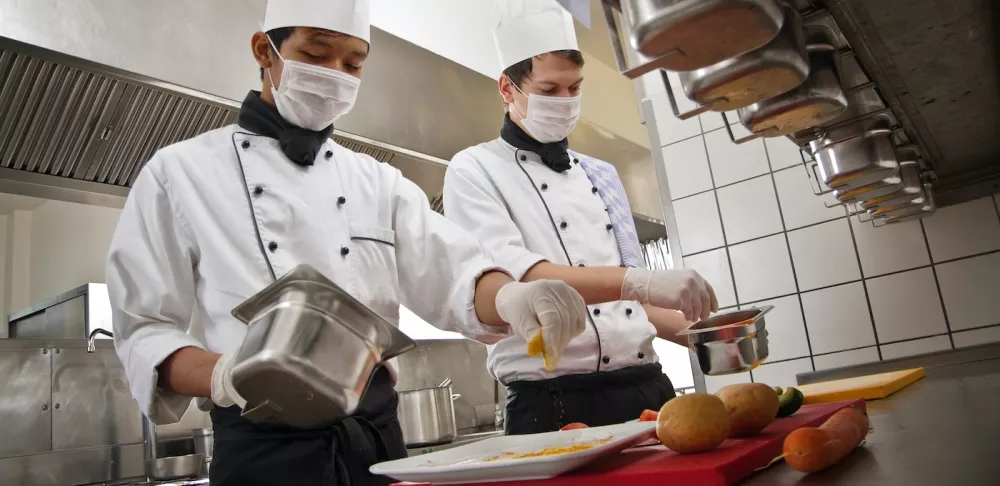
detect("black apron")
(504, 363), (675, 435)
(209, 366), (407, 486)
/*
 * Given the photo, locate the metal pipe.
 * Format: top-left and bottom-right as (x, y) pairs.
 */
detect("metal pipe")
(87, 328), (113, 353)
(142, 413), (158, 479)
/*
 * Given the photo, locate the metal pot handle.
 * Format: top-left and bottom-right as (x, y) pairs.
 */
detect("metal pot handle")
(601, 1), (679, 79)
(722, 112), (775, 144)
(799, 147), (836, 197)
(451, 394), (462, 401)
(660, 70), (724, 120)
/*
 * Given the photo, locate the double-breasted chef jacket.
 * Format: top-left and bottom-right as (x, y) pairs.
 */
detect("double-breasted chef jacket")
(444, 138), (658, 386)
(108, 124), (508, 423)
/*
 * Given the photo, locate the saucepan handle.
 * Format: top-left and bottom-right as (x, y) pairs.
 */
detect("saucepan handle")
(451, 394), (462, 401)
(722, 113), (773, 144)
(602, 0), (678, 79)
(661, 71), (720, 120)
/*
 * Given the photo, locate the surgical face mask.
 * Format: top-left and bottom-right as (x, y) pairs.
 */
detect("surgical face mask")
(508, 77), (582, 143)
(266, 35), (361, 130)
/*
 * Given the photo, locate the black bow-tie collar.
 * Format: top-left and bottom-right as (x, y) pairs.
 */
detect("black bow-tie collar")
(499, 114), (572, 173)
(236, 91), (335, 167)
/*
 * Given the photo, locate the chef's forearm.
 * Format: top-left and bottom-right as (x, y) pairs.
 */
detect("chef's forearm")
(473, 270), (515, 327)
(521, 261), (627, 305)
(157, 346), (220, 398)
(644, 304), (691, 346)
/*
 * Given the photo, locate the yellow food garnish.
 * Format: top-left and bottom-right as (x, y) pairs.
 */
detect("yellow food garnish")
(527, 332), (556, 371)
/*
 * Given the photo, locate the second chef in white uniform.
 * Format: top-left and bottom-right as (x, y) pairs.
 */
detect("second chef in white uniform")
(443, 0), (718, 435)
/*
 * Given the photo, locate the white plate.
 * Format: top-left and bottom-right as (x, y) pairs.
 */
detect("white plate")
(370, 421), (657, 484)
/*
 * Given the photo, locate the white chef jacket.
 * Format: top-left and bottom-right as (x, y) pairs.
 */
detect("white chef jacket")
(108, 125), (507, 423)
(444, 138), (658, 385)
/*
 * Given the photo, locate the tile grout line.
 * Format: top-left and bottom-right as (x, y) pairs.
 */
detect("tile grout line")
(919, 219), (956, 349)
(878, 332), (953, 347)
(732, 246), (1000, 306)
(761, 139), (816, 373)
(845, 215), (884, 360)
(697, 127), (744, 377)
(668, 154), (815, 204)
(680, 214), (855, 259)
(950, 321), (1000, 334)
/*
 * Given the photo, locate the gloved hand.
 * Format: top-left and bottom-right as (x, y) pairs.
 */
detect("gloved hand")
(495, 280), (588, 371)
(197, 351), (246, 411)
(620, 268), (719, 322)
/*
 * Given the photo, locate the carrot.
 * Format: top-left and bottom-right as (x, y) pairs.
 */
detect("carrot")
(638, 409), (659, 422)
(783, 406), (869, 473)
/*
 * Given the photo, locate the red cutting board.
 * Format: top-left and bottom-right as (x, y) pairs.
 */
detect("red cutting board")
(403, 399), (865, 486)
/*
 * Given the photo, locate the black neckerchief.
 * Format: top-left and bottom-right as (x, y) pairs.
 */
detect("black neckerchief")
(236, 91), (334, 167)
(499, 114), (571, 173)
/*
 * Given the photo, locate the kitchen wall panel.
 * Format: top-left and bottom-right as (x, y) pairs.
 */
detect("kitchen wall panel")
(640, 73), (1000, 389)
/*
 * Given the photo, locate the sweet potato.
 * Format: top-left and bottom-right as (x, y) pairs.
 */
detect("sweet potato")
(783, 406), (869, 473)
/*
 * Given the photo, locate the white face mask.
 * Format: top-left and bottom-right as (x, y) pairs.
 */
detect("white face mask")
(266, 35), (361, 130)
(508, 77), (582, 143)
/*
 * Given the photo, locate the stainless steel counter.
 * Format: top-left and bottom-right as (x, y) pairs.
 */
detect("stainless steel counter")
(743, 347), (1000, 485)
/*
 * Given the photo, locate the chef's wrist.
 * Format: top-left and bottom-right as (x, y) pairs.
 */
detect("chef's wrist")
(157, 347), (220, 398)
(474, 270), (515, 328)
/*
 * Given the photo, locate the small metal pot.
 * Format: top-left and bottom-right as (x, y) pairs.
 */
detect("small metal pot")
(620, 0), (785, 71)
(810, 122), (899, 190)
(192, 428), (213, 472)
(397, 386), (460, 447)
(861, 157), (924, 211)
(675, 3), (808, 114)
(833, 170), (903, 204)
(734, 36), (848, 142)
(677, 306), (773, 375)
(875, 186), (936, 223)
(230, 265), (417, 429)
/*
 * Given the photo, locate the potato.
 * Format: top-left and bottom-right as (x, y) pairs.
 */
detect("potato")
(715, 383), (780, 437)
(656, 393), (730, 454)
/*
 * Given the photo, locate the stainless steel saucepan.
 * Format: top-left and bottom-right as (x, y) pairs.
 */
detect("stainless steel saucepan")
(731, 43), (848, 142)
(663, 3), (808, 120)
(601, 0), (784, 77)
(397, 385), (461, 447)
(230, 264), (418, 429)
(861, 158), (925, 211)
(678, 306), (773, 375)
(809, 115), (899, 190)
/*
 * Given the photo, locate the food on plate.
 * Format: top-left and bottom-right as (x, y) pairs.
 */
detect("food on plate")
(715, 383), (779, 437)
(526, 333), (555, 371)
(783, 406), (869, 473)
(656, 393), (730, 454)
(560, 422), (589, 431)
(776, 386), (805, 418)
(638, 409), (659, 422)
(482, 436), (614, 462)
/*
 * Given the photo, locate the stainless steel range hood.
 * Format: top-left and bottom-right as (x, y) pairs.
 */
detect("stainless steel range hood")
(0, 2), (660, 235)
(0, 29), (473, 208)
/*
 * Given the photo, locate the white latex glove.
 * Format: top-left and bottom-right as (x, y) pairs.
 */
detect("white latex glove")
(198, 351), (246, 411)
(620, 268), (719, 322)
(495, 280), (588, 371)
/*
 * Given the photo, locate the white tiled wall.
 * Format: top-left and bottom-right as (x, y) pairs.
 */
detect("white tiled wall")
(716, 175), (784, 244)
(642, 74), (1000, 388)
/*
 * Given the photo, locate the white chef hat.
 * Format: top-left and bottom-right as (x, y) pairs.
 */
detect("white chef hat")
(263, 0), (370, 44)
(492, 0), (579, 71)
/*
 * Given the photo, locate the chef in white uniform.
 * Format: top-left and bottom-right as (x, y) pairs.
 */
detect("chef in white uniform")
(443, 0), (718, 435)
(107, 1), (588, 484)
